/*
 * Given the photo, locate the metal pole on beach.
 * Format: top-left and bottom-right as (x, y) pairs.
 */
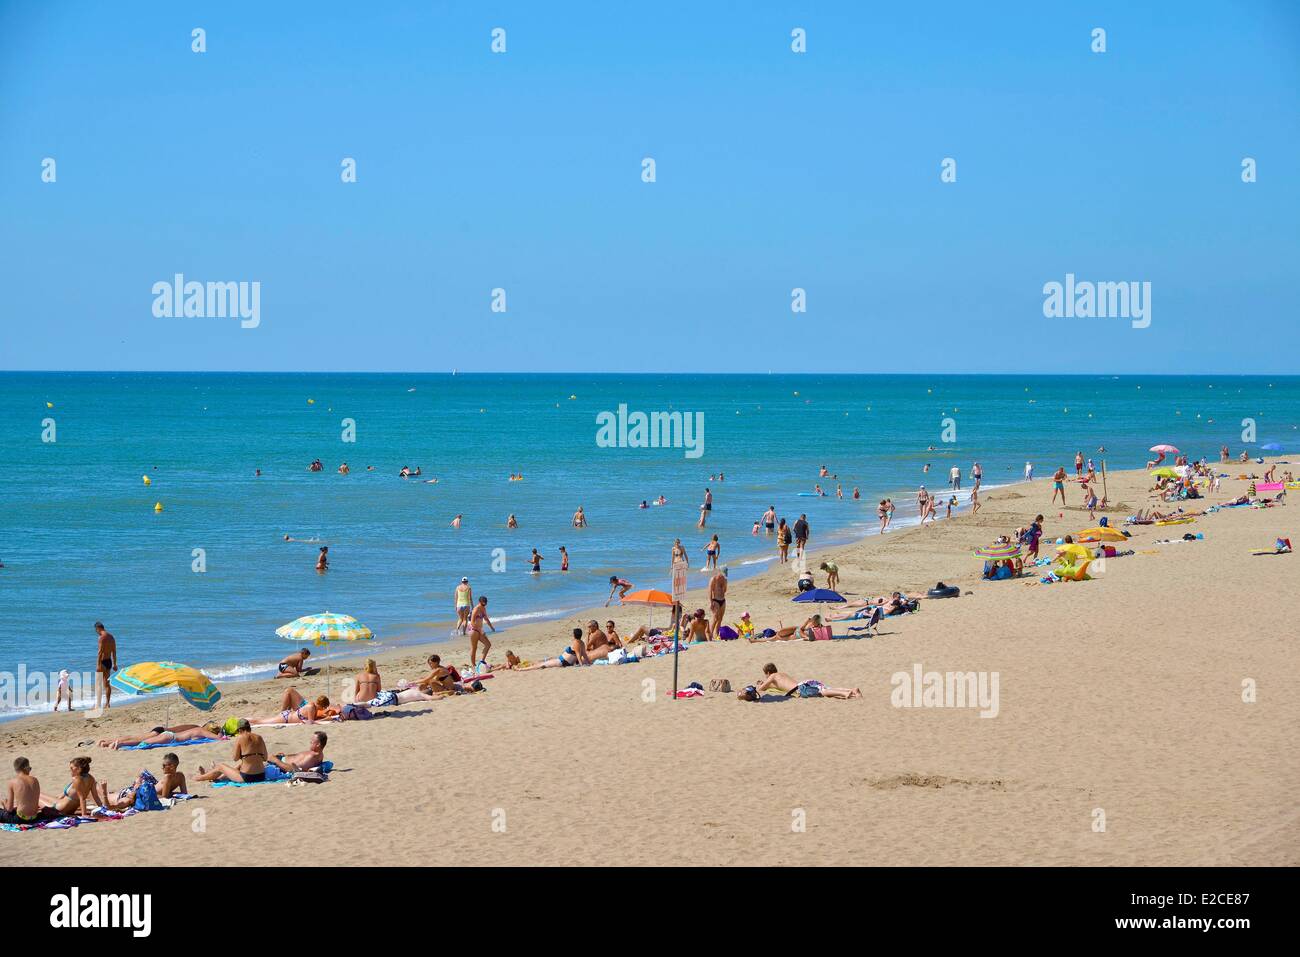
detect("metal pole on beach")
(1101, 459), (1108, 504)
(670, 558), (687, 700)
(671, 602), (681, 699)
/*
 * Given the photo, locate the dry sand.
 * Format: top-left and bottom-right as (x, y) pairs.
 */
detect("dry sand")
(3, 463), (1297, 866)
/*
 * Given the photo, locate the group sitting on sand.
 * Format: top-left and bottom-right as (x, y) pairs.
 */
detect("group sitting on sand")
(194, 720), (328, 785)
(2, 753), (191, 825)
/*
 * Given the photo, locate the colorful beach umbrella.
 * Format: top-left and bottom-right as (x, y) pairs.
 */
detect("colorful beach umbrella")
(1077, 527), (1127, 542)
(1149, 444), (1180, 455)
(792, 588), (845, 603)
(973, 543), (1021, 560)
(109, 661), (222, 711)
(276, 611), (374, 646)
(1149, 467), (1177, 478)
(619, 589), (674, 607)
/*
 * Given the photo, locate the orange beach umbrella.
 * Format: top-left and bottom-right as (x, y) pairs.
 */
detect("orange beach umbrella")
(620, 589), (674, 607)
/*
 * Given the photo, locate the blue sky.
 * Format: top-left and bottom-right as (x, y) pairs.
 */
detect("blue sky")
(1, 1), (1297, 373)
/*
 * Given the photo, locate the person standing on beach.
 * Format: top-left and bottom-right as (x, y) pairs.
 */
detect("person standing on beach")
(1051, 467), (1068, 505)
(762, 506), (776, 535)
(93, 622), (117, 711)
(969, 484), (981, 515)
(1074, 451), (1084, 477)
(1024, 462), (1034, 481)
(777, 519), (792, 563)
(705, 534), (720, 570)
(917, 486), (932, 524)
(971, 462), (983, 490)
(793, 514), (810, 559)
(1025, 515), (1044, 559)
(708, 568), (728, 637)
(877, 500), (889, 533)
(455, 577), (473, 634)
(671, 538), (689, 568)
(468, 597), (495, 665)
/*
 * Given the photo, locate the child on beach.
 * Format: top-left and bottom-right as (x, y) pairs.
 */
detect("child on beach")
(3, 757), (55, 825)
(54, 669), (72, 711)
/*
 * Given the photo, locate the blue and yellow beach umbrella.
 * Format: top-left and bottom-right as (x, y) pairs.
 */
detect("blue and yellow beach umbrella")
(276, 611), (374, 646)
(109, 661), (222, 711)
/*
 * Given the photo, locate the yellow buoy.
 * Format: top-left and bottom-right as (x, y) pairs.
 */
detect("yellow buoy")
(569, 395), (577, 400)
(142, 475), (151, 486)
(46, 401), (54, 408)
(154, 502), (163, 512)
(307, 398), (315, 405)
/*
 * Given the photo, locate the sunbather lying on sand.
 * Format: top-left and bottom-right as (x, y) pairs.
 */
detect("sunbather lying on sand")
(518, 628), (592, 670)
(250, 688), (334, 725)
(363, 686), (446, 707)
(97, 723), (223, 749)
(268, 731), (328, 773)
(746, 624), (800, 643)
(738, 663), (861, 700)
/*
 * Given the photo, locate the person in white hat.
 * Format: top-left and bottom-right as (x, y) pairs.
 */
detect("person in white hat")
(455, 578), (473, 635)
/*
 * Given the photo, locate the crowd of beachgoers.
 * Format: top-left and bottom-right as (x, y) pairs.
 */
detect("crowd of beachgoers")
(4, 445), (1291, 833)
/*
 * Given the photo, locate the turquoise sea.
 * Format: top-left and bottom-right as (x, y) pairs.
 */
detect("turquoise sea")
(1, 372), (1296, 715)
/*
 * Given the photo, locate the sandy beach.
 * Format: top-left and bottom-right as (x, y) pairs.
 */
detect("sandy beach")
(3, 461), (1296, 867)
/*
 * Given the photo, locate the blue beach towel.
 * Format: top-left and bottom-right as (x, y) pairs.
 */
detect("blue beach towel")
(210, 761), (333, 788)
(123, 735), (226, 751)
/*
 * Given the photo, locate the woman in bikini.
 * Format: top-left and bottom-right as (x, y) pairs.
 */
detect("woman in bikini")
(194, 720), (269, 784)
(250, 688), (331, 726)
(40, 757), (102, 817)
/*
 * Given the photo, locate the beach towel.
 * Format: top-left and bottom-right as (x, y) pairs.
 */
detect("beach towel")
(210, 761), (334, 788)
(2, 807), (137, 832)
(122, 735), (226, 751)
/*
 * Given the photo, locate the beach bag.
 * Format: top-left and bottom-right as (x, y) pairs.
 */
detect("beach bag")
(132, 771), (163, 812)
(340, 703), (372, 721)
(290, 770), (327, 784)
(708, 678), (732, 693)
(222, 717), (241, 736)
(717, 625), (738, 640)
(809, 626), (833, 641)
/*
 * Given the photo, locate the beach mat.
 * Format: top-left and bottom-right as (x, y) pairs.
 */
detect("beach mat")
(210, 761), (333, 788)
(122, 736), (226, 751)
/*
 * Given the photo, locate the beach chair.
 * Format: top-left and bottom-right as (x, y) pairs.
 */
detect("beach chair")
(847, 605), (883, 637)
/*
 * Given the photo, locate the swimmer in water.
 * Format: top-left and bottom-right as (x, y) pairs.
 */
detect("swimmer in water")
(572, 506), (587, 528)
(559, 546), (569, 571)
(450, 514), (462, 529)
(507, 514), (518, 529)
(316, 546), (328, 572)
(530, 548), (543, 573)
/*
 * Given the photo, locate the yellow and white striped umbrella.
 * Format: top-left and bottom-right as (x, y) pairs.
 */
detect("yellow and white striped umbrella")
(276, 611), (374, 646)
